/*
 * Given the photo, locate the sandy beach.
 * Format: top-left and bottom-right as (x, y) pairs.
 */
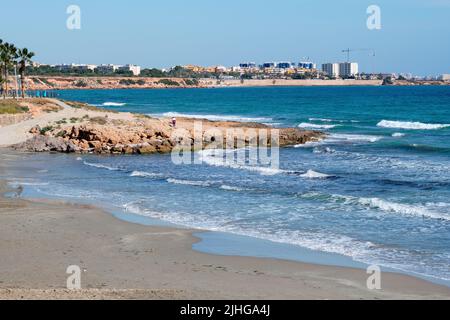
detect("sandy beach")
(1, 155), (449, 300)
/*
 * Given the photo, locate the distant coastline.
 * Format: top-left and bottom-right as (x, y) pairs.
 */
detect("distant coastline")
(19, 76), (386, 90)
(16, 76), (450, 91)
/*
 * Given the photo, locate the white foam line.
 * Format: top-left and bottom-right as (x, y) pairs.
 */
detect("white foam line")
(150, 112), (272, 123)
(298, 123), (337, 130)
(167, 178), (212, 187)
(83, 161), (120, 171)
(378, 120), (450, 130)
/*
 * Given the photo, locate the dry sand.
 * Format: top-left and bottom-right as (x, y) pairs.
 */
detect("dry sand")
(0, 167), (449, 300)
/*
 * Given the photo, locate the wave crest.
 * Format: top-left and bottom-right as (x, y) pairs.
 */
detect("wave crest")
(378, 120), (450, 130)
(298, 123), (336, 130)
(102, 102), (126, 107)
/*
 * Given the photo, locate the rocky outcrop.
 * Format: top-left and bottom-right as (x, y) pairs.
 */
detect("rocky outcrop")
(13, 135), (78, 153)
(12, 117), (325, 154)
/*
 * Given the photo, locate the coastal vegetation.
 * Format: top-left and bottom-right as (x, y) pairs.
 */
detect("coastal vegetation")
(158, 79), (180, 86)
(74, 80), (88, 87)
(0, 38), (35, 98)
(184, 79), (199, 86)
(0, 100), (29, 114)
(118, 79), (146, 86)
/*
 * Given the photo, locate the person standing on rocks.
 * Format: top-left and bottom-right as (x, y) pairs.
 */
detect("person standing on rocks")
(171, 117), (177, 128)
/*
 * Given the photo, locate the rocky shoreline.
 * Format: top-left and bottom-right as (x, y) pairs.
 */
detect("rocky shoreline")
(10, 100), (325, 154)
(22, 76), (387, 91)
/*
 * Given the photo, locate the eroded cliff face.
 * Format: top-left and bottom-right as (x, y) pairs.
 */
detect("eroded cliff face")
(23, 76), (203, 90)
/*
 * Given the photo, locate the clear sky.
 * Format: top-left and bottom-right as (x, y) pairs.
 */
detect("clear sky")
(1, 0), (449, 75)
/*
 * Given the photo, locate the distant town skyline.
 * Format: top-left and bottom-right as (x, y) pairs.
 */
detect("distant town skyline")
(1, 0), (449, 76)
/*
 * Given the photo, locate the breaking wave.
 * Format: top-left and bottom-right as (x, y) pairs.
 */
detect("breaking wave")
(130, 171), (162, 178)
(156, 112), (272, 123)
(83, 161), (121, 171)
(377, 120), (450, 130)
(298, 123), (337, 130)
(101, 102), (126, 107)
(301, 192), (450, 221)
(300, 170), (332, 179)
(167, 178), (212, 187)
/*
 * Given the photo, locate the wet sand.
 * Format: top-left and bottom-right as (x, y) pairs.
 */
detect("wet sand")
(1, 156), (449, 300)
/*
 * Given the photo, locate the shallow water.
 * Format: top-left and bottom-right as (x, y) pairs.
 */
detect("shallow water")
(3, 86), (450, 284)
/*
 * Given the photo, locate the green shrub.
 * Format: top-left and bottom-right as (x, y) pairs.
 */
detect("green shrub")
(157, 79), (180, 86)
(185, 79), (199, 86)
(40, 125), (54, 135)
(74, 80), (88, 87)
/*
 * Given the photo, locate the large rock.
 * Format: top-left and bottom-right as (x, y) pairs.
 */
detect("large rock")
(12, 135), (79, 153)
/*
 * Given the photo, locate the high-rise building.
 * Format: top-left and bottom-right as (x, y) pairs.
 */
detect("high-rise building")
(239, 62), (257, 69)
(262, 62), (276, 68)
(277, 62), (294, 69)
(96, 64), (121, 73)
(298, 62), (316, 70)
(322, 63), (339, 77)
(338, 62), (359, 78)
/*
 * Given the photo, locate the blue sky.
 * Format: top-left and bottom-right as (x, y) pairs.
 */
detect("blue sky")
(1, 0), (449, 75)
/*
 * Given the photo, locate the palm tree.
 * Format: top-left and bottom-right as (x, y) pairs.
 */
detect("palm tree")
(17, 48), (35, 98)
(0, 39), (4, 95)
(0, 42), (18, 98)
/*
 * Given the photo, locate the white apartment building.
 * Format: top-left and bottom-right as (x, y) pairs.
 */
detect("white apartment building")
(96, 64), (121, 73)
(215, 65), (228, 73)
(56, 63), (97, 71)
(118, 64), (141, 76)
(322, 63), (339, 77)
(438, 74), (450, 81)
(339, 62), (359, 78)
(78, 64), (97, 71)
(56, 63), (78, 71)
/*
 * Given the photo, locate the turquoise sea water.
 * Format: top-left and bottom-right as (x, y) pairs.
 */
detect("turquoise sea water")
(3, 86), (450, 284)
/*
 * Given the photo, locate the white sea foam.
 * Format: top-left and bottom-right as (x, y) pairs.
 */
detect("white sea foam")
(155, 112), (272, 123)
(130, 171), (161, 178)
(322, 193), (450, 221)
(76, 157), (83, 161)
(328, 133), (382, 143)
(309, 118), (334, 122)
(309, 118), (359, 123)
(198, 149), (284, 176)
(167, 178), (212, 187)
(8, 181), (49, 187)
(356, 197), (450, 221)
(392, 132), (406, 137)
(300, 170), (332, 179)
(298, 123), (336, 130)
(313, 147), (335, 154)
(102, 102), (126, 107)
(122, 199), (450, 280)
(377, 120), (450, 130)
(220, 185), (247, 191)
(294, 141), (322, 148)
(122, 199), (450, 281)
(83, 161), (120, 171)
(295, 133), (381, 148)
